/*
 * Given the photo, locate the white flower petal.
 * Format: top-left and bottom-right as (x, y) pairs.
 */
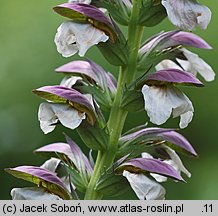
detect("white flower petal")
(141, 152), (153, 159)
(11, 187), (61, 200)
(181, 48), (215, 82)
(123, 171), (166, 200)
(163, 145), (191, 178)
(55, 22), (78, 58)
(179, 111), (193, 129)
(196, 5), (212, 30)
(155, 59), (183, 71)
(75, 24), (109, 57)
(60, 76), (82, 88)
(38, 103), (85, 134)
(172, 93), (194, 128)
(150, 173), (168, 183)
(142, 84), (193, 128)
(171, 93), (193, 118)
(52, 104), (86, 130)
(142, 85), (172, 125)
(99, 8), (108, 14)
(38, 103), (58, 134)
(40, 158), (61, 173)
(176, 58), (197, 75)
(39, 121), (56, 134)
(161, 0), (211, 30)
(157, 52), (215, 82)
(55, 21), (109, 58)
(68, 0), (91, 4)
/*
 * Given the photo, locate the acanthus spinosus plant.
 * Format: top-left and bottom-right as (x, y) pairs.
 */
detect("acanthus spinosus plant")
(6, 0), (215, 200)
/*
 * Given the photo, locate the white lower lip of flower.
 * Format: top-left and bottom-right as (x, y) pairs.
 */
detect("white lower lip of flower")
(155, 59), (183, 71)
(161, 0), (211, 30)
(11, 187), (62, 200)
(123, 170), (166, 200)
(178, 111), (193, 129)
(163, 145), (191, 178)
(54, 21), (109, 58)
(40, 158), (61, 173)
(142, 84), (194, 128)
(60, 76), (82, 88)
(180, 48), (215, 82)
(141, 146), (191, 182)
(141, 152), (153, 159)
(156, 53), (215, 83)
(38, 103), (86, 134)
(38, 103), (58, 134)
(68, 0), (92, 4)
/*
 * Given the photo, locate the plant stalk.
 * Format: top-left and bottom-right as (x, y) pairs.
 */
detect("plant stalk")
(84, 0), (144, 200)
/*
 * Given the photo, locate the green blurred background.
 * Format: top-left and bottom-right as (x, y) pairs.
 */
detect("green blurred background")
(0, 0), (217, 199)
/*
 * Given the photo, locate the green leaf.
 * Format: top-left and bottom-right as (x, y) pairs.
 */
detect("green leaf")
(66, 166), (88, 193)
(121, 89), (144, 112)
(77, 121), (109, 151)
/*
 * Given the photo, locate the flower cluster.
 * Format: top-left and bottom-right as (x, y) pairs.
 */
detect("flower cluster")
(6, 0), (214, 200)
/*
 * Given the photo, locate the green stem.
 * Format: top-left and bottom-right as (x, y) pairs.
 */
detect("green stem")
(84, 151), (104, 200)
(102, 67), (129, 167)
(126, 0), (144, 83)
(84, 67), (127, 200)
(84, 0), (144, 200)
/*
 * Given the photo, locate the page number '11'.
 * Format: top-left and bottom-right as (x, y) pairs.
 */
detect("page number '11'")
(203, 204), (213, 213)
